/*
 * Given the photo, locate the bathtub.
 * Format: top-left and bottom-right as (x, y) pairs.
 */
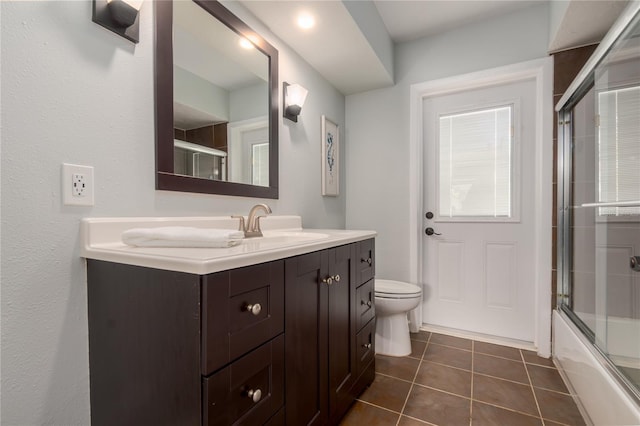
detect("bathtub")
(553, 310), (640, 425)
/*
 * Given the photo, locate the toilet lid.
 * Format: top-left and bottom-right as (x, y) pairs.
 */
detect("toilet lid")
(375, 279), (422, 297)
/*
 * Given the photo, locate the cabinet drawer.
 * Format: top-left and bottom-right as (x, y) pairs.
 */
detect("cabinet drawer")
(202, 261), (284, 375)
(356, 279), (375, 332)
(203, 335), (284, 426)
(355, 319), (375, 378)
(356, 239), (375, 286)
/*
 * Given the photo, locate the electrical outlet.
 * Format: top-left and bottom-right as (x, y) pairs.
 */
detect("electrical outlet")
(63, 163), (94, 206)
(72, 173), (87, 197)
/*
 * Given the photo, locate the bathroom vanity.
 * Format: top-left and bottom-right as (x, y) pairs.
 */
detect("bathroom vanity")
(81, 216), (376, 425)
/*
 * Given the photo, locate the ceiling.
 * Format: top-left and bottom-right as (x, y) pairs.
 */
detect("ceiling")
(373, 0), (543, 42)
(239, 0), (629, 95)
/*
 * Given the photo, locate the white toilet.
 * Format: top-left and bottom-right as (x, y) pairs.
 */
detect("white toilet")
(375, 279), (423, 357)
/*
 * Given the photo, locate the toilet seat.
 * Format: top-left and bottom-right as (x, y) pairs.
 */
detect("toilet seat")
(375, 279), (421, 299)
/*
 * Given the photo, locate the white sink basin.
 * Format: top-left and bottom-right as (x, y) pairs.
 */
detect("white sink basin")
(248, 230), (330, 245)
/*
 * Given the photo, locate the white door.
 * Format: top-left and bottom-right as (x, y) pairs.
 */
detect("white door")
(422, 78), (537, 342)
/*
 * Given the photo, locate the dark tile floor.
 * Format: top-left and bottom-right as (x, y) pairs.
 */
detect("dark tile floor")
(340, 331), (586, 426)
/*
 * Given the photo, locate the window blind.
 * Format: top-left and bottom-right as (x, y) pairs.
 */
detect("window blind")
(251, 142), (269, 186)
(439, 106), (512, 218)
(597, 86), (640, 216)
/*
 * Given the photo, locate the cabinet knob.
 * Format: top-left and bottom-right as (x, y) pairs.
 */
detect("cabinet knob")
(322, 275), (340, 285)
(244, 303), (262, 316)
(361, 300), (372, 307)
(361, 257), (372, 265)
(363, 343), (372, 349)
(247, 388), (262, 403)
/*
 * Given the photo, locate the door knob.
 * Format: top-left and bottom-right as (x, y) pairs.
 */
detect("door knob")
(631, 256), (640, 272)
(425, 211), (434, 219)
(425, 227), (441, 236)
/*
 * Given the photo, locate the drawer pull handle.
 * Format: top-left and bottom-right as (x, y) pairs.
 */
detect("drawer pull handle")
(361, 300), (372, 307)
(363, 343), (372, 349)
(361, 257), (372, 265)
(247, 388), (262, 403)
(244, 303), (262, 316)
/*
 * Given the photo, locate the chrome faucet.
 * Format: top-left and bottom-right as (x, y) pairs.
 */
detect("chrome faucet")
(232, 204), (272, 238)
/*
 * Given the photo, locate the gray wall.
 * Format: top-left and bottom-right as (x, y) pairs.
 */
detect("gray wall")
(0, 1), (345, 424)
(345, 3), (551, 283)
(174, 65), (231, 122)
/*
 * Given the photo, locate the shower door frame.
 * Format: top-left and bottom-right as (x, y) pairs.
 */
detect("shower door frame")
(556, 0), (640, 406)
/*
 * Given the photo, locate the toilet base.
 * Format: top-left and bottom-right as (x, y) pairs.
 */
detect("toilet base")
(375, 312), (412, 357)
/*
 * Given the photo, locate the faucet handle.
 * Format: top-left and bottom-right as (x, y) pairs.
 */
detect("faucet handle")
(252, 216), (265, 233)
(231, 215), (246, 232)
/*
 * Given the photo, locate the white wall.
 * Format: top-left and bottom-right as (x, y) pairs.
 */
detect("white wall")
(345, 3), (550, 283)
(0, 1), (345, 424)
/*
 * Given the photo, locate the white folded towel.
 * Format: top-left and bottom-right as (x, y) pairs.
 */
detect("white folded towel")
(122, 227), (245, 248)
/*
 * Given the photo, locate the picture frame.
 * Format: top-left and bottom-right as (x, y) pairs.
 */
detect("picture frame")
(321, 115), (339, 196)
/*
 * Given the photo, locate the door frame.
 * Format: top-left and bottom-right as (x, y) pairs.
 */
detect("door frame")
(408, 57), (554, 357)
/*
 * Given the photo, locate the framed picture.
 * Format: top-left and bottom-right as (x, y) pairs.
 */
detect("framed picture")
(321, 115), (339, 196)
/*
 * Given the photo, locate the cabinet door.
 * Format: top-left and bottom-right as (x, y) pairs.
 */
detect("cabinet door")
(87, 261), (201, 426)
(285, 251), (329, 426)
(327, 244), (357, 422)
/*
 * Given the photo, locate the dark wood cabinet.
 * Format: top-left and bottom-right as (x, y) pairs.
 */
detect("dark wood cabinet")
(87, 259), (285, 426)
(285, 240), (376, 426)
(87, 238), (375, 426)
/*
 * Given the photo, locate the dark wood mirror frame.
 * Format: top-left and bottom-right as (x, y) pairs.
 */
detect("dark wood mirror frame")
(154, 0), (279, 198)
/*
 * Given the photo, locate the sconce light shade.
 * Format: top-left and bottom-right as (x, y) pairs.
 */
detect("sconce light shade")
(283, 82), (308, 122)
(92, 0), (142, 44)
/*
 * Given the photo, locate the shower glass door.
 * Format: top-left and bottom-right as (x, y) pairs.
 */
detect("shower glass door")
(559, 6), (640, 398)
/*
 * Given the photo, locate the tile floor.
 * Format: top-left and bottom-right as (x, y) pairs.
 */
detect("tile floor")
(340, 331), (586, 426)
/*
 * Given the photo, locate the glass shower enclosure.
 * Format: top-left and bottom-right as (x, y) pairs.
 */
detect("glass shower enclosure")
(557, 1), (640, 404)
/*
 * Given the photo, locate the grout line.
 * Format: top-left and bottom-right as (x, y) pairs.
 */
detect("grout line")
(472, 399), (549, 421)
(521, 348), (546, 425)
(401, 414), (438, 425)
(532, 384), (573, 396)
(374, 371), (416, 385)
(395, 332), (432, 426)
(411, 382), (472, 401)
(428, 341), (473, 353)
(472, 371), (532, 387)
(524, 361), (559, 370)
(353, 399), (402, 416)
(474, 351), (523, 363)
(421, 359), (472, 373)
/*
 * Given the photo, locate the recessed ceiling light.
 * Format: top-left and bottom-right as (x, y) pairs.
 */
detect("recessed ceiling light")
(297, 13), (315, 30)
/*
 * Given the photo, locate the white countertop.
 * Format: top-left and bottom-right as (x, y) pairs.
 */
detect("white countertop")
(80, 216), (376, 275)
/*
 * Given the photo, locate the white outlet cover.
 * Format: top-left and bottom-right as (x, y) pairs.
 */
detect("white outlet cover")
(62, 163), (94, 206)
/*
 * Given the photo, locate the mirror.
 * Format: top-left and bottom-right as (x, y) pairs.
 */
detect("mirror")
(155, 0), (279, 198)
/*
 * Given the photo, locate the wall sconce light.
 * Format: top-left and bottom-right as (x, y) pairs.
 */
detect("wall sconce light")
(92, 0), (143, 44)
(283, 82), (308, 123)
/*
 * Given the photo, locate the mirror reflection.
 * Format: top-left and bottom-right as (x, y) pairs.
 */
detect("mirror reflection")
(172, 0), (270, 186)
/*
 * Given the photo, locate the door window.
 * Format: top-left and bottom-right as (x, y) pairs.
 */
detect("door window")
(438, 105), (515, 220)
(597, 85), (640, 217)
